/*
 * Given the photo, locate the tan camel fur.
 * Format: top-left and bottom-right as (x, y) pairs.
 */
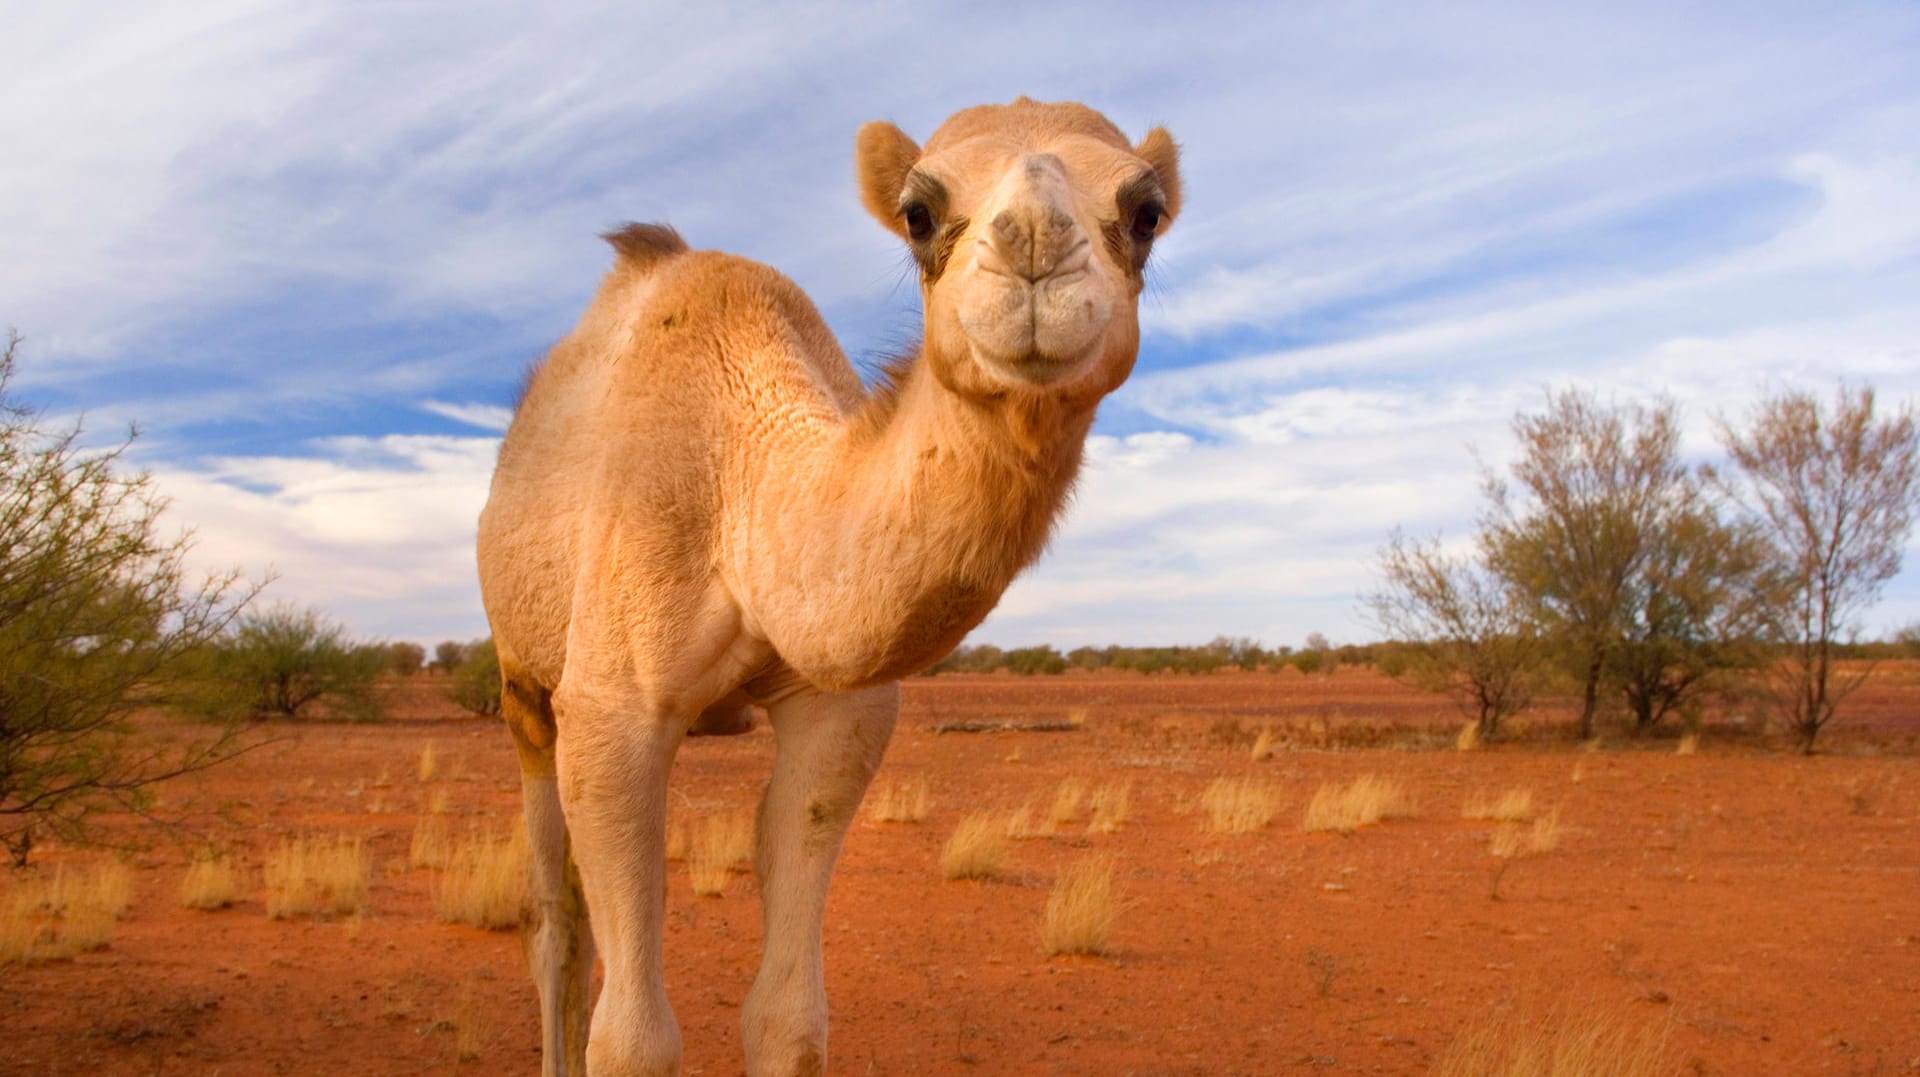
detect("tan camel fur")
(476, 98), (1181, 1076)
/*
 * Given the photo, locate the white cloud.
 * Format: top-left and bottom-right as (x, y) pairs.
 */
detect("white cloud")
(422, 400), (513, 433)
(153, 434), (498, 642)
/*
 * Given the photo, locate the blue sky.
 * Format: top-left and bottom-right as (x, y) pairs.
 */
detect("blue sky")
(5, 2), (1919, 648)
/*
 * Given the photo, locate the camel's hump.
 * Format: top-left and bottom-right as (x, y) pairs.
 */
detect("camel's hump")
(601, 222), (689, 269)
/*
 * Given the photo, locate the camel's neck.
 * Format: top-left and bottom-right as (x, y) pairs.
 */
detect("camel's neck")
(741, 356), (1093, 691)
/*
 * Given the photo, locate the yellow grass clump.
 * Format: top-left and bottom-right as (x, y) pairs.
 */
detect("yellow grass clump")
(1677, 732), (1699, 756)
(1433, 1001), (1672, 1077)
(1302, 774), (1416, 833)
(940, 811), (1010, 881)
(1249, 727), (1277, 762)
(436, 826), (527, 929)
(1455, 721), (1481, 752)
(1049, 778), (1089, 825)
(410, 816), (453, 869)
(264, 835), (370, 919)
(1199, 777), (1282, 834)
(688, 809), (756, 897)
(1087, 781), (1134, 834)
(1464, 788), (1535, 822)
(865, 774), (930, 823)
(1043, 855), (1119, 956)
(2, 860), (132, 964)
(417, 742), (438, 782)
(178, 850), (243, 910)
(1005, 802), (1055, 840)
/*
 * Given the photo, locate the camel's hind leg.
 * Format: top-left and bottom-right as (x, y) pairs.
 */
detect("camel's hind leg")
(743, 682), (898, 1077)
(505, 676), (595, 1077)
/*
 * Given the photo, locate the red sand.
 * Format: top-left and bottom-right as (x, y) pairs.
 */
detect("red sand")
(4, 667), (1917, 1074)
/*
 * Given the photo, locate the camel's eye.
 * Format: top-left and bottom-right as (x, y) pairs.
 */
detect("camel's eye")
(1130, 202), (1163, 242)
(903, 202), (935, 243)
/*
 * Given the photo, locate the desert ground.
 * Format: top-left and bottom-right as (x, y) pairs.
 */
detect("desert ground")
(3, 665), (1917, 1075)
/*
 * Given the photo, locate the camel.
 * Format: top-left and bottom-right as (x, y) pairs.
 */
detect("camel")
(476, 98), (1181, 1076)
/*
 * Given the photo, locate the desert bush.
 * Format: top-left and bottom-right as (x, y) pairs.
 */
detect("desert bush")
(446, 637), (501, 716)
(0, 333), (260, 864)
(1043, 855), (1118, 956)
(865, 774), (930, 823)
(1301, 774), (1415, 833)
(217, 604), (386, 720)
(940, 812), (1009, 880)
(1434, 1000), (1671, 1077)
(178, 850), (243, 910)
(436, 825), (526, 929)
(1199, 777), (1281, 834)
(386, 641), (426, 676)
(1004, 645), (1068, 675)
(431, 640), (469, 673)
(263, 835), (370, 918)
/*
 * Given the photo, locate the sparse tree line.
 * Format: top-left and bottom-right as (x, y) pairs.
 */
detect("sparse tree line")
(1369, 385), (1918, 754)
(931, 385), (1920, 757)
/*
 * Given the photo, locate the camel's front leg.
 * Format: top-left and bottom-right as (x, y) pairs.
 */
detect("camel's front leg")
(553, 681), (685, 1077)
(743, 683), (898, 1077)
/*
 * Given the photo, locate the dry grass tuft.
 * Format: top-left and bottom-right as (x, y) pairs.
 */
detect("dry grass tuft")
(1492, 808), (1564, 860)
(436, 825), (527, 929)
(1302, 773), (1417, 833)
(1433, 1001), (1673, 1077)
(940, 811), (1010, 881)
(865, 774), (930, 823)
(1464, 788), (1535, 822)
(1199, 777), (1282, 834)
(1005, 802), (1055, 840)
(417, 742), (437, 782)
(1087, 781), (1134, 834)
(687, 809), (756, 897)
(426, 788), (452, 815)
(665, 815), (691, 861)
(178, 850), (243, 910)
(1677, 732), (1699, 756)
(1455, 721), (1481, 752)
(1249, 727), (1277, 762)
(264, 835), (370, 919)
(1049, 778), (1089, 825)
(1043, 855), (1119, 956)
(2, 860), (132, 963)
(410, 816), (453, 869)
(1065, 706), (1089, 729)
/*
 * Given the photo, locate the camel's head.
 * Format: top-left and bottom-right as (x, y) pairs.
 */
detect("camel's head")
(857, 98), (1181, 406)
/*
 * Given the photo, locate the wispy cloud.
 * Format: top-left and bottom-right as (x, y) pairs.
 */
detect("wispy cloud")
(4, 2), (1918, 645)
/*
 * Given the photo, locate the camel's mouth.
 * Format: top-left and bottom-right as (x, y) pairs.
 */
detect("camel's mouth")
(955, 262), (1114, 388)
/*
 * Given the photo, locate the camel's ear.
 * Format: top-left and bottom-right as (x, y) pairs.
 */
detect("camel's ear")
(856, 121), (922, 240)
(1135, 126), (1182, 227)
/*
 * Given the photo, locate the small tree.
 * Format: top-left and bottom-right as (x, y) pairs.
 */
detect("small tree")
(1367, 530), (1541, 738)
(386, 641), (426, 676)
(1714, 385), (1920, 752)
(432, 640), (469, 674)
(220, 604), (385, 720)
(1606, 502), (1779, 732)
(447, 637), (502, 716)
(1483, 390), (1686, 738)
(0, 331), (258, 864)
